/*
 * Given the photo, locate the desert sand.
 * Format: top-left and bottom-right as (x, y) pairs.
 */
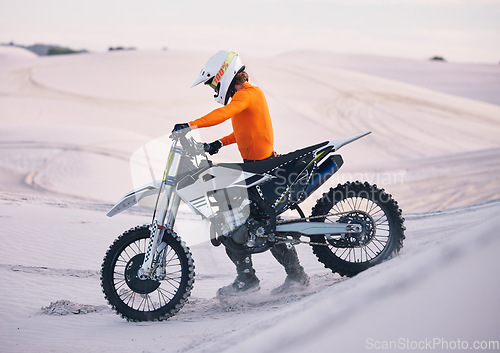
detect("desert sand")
(1, 45), (499, 352)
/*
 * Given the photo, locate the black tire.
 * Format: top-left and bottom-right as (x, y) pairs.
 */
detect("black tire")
(310, 181), (405, 277)
(101, 225), (195, 321)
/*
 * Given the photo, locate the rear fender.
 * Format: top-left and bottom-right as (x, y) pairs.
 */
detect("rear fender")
(322, 131), (371, 152)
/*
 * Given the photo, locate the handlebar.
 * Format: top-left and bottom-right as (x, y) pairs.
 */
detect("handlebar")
(170, 128), (205, 156)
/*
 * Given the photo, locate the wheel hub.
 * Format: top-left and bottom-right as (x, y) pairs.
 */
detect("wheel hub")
(124, 253), (160, 294)
(335, 211), (376, 247)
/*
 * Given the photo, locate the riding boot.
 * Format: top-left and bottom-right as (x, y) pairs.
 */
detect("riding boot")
(270, 243), (310, 294)
(217, 248), (260, 296)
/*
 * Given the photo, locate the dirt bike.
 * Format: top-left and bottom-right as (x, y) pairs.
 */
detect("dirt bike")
(100, 129), (405, 321)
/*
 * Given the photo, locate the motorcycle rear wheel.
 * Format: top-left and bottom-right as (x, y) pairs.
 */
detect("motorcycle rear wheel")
(310, 181), (405, 277)
(101, 225), (194, 321)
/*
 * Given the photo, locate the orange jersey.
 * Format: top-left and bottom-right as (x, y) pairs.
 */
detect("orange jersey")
(189, 83), (274, 161)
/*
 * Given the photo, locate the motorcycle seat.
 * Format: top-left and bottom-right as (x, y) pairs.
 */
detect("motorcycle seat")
(217, 141), (330, 175)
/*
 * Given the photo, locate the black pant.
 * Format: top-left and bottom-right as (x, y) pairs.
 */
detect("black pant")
(243, 151), (277, 163)
(226, 152), (304, 279)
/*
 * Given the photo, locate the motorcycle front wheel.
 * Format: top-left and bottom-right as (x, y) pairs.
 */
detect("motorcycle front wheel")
(310, 181), (405, 277)
(101, 225), (195, 321)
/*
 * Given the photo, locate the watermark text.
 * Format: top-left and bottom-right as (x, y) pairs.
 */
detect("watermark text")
(366, 337), (500, 351)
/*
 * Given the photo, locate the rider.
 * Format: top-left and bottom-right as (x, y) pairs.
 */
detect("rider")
(173, 50), (310, 296)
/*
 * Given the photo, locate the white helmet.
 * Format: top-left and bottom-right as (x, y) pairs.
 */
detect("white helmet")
(191, 50), (245, 105)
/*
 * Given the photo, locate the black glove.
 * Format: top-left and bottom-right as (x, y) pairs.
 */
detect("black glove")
(203, 140), (223, 155)
(172, 123), (191, 133)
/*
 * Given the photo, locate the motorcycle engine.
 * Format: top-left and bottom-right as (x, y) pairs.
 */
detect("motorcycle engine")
(244, 217), (273, 248)
(210, 212), (272, 249)
(209, 192), (275, 249)
(211, 197), (250, 237)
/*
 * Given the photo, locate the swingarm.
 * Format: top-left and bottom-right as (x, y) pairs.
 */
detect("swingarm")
(276, 222), (362, 236)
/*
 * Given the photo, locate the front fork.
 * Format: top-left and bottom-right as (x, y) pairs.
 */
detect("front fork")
(138, 142), (183, 280)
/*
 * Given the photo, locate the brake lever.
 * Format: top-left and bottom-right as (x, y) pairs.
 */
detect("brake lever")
(190, 138), (206, 155)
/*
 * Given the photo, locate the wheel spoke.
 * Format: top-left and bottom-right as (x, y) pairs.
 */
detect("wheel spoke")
(322, 196), (392, 262)
(157, 286), (174, 302)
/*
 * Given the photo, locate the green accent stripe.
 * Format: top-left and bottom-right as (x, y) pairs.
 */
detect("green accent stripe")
(275, 151), (326, 206)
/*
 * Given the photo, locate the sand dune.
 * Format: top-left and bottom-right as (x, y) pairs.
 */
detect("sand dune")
(1, 46), (499, 353)
(2, 46), (500, 208)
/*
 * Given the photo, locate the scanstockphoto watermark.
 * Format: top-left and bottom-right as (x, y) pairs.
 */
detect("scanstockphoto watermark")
(273, 167), (405, 196)
(273, 167), (405, 189)
(366, 337), (500, 351)
(336, 169), (406, 186)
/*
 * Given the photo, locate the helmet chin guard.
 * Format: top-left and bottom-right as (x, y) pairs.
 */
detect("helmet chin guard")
(191, 50), (245, 105)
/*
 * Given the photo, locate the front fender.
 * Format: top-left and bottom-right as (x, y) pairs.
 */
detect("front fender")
(107, 182), (161, 217)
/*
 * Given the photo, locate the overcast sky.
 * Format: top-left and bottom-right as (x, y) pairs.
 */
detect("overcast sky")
(1, 0), (499, 63)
